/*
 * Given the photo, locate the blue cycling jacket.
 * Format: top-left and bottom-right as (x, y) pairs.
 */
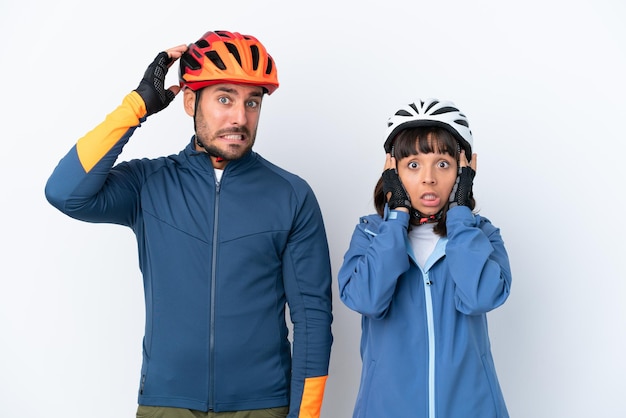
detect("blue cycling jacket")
(338, 208), (511, 418)
(45, 92), (333, 417)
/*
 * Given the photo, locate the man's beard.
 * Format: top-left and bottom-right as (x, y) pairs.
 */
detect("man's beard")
(195, 128), (255, 161)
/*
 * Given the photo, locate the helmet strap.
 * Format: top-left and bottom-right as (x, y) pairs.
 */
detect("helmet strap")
(411, 208), (443, 225)
(192, 88), (203, 132)
(192, 88), (226, 164)
(192, 88), (207, 152)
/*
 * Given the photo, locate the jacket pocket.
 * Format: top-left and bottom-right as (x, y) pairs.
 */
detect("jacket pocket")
(354, 359), (377, 418)
(481, 353), (509, 417)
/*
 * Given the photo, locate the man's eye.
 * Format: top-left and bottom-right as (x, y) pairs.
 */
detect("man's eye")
(218, 97), (229, 104)
(247, 100), (259, 108)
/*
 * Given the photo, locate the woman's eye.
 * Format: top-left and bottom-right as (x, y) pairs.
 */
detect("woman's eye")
(438, 161), (451, 168)
(408, 161), (419, 169)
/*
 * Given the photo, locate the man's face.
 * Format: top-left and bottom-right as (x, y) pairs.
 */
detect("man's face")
(184, 83), (264, 166)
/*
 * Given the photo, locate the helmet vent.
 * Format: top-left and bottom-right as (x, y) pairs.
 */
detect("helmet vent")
(225, 42), (243, 67)
(432, 106), (459, 115)
(454, 118), (469, 127)
(196, 39), (210, 49)
(191, 48), (202, 59)
(206, 51), (227, 70)
(250, 45), (260, 71)
(216, 30), (233, 38)
(409, 103), (419, 113)
(425, 100), (440, 112)
(265, 57), (274, 75)
(181, 53), (201, 71)
(396, 109), (412, 117)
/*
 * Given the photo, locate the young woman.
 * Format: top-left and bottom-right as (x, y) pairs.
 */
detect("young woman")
(338, 99), (512, 418)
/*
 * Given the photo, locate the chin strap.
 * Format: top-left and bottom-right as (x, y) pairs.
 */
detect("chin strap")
(411, 208), (444, 225)
(195, 136), (226, 162)
(192, 88), (226, 163)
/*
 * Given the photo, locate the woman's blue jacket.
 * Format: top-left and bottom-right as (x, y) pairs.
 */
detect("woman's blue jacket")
(338, 208), (511, 418)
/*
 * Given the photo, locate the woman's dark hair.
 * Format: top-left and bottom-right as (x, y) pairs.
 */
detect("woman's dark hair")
(374, 126), (476, 236)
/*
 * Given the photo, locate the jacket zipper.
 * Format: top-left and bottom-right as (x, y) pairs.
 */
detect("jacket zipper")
(411, 242), (437, 418)
(209, 178), (221, 410)
(423, 271), (436, 418)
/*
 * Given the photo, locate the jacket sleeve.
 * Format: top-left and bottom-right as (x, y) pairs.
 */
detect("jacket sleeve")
(44, 92), (148, 226)
(445, 205), (512, 314)
(337, 210), (411, 320)
(282, 184), (333, 418)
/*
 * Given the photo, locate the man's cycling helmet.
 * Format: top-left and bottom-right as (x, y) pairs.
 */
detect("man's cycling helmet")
(383, 99), (473, 159)
(179, 30), (279, 94)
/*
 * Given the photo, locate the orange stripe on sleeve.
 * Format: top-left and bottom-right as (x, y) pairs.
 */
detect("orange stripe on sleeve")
(299, 375), (328, 418)
(76, 92), (147, 172)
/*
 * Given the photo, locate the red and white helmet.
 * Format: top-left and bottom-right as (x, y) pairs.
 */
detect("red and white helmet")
(383, 99), (473, 159)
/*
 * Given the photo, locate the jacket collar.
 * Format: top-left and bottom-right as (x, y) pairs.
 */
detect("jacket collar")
(405, 232), (448, 272)
(183, 136), (257, 174)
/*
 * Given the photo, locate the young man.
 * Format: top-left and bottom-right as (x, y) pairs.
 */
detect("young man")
(45, 30), (333, 418)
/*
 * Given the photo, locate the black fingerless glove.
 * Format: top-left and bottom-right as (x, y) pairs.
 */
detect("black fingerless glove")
(382, 169), (412, 211)
(449, 166), (476, 208)
(134, 52), (176, 117)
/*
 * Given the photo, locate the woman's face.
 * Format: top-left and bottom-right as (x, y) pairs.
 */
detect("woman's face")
(396, 149), (458, 216)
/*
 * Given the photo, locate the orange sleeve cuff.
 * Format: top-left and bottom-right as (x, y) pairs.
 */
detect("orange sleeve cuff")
(298, 375), (328, 418)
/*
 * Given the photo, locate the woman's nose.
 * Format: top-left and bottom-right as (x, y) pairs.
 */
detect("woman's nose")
(421, 168), (436, 184)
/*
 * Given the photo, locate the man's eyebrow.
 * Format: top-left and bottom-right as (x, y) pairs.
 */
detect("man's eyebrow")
(215, 86), (264, 97)
(215, 86), (237, 94)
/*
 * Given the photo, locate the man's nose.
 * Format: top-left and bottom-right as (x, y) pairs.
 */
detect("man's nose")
(230, 103), (247, 125)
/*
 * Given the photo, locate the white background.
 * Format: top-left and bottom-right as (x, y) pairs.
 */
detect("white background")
(1, 0), (625, 417)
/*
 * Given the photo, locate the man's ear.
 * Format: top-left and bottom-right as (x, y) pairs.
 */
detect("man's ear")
(183, 88), (196, 116)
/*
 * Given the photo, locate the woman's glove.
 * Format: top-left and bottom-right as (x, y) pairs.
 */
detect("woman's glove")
(382, 169), (412, 210)
(449, 166), (475, 208)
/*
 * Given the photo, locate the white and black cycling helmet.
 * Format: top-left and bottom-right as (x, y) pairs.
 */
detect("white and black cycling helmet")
(383, 98), (473, 160)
